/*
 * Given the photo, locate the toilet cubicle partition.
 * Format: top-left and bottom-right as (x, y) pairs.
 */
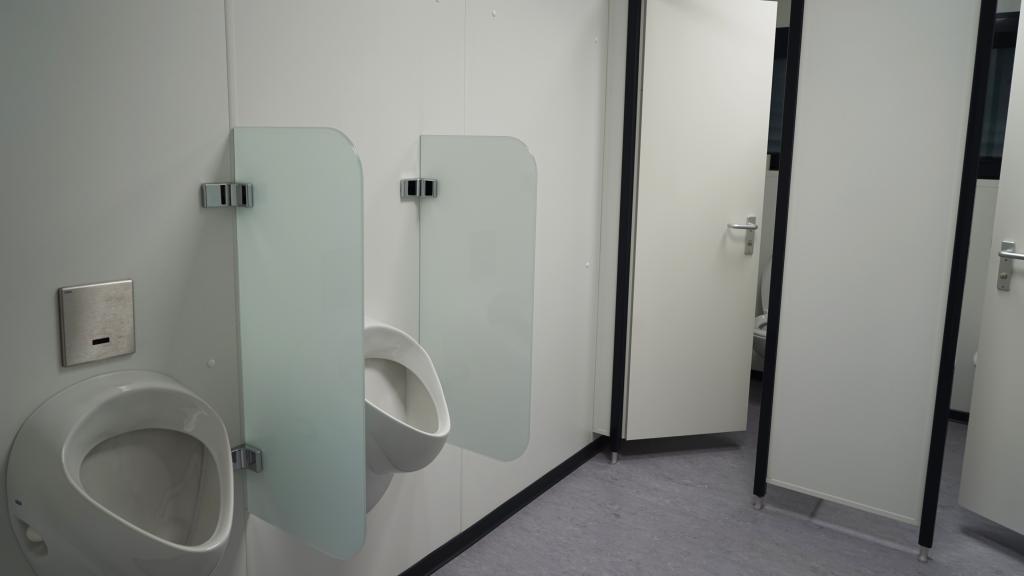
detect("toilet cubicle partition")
(418, 135), (537, 462)
(754, 0), (997, 554)
(234, 127), (366, 559)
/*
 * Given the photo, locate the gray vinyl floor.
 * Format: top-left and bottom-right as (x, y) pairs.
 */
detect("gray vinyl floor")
(437, 382), (1024, 576)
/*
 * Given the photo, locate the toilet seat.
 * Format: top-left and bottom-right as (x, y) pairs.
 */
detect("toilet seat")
(7, 371), (233, 576)
(752, 260), (772, 362)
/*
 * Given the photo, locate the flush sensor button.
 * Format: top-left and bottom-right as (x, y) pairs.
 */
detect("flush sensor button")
(58, 280), (135, 367)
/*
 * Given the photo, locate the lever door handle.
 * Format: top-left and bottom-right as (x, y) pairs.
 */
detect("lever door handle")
(997, 240), (1022, 291)
(999, 246), (1024, 261)
(728, 222), (759, 230)
(728, 216), (758, 255)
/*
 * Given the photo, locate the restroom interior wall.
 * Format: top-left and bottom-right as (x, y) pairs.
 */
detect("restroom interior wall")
(0, 2), (246, 575)
(229, 1), (610, 575)
(0, 1), (608, 575)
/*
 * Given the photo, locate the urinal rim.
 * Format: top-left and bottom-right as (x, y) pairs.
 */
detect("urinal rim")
(57, 374), (234, 554)
(364, 321), (451, 439)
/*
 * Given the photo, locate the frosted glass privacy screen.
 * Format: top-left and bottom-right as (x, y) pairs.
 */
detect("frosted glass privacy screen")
(419, 135), (537, 461)
(234, 128), (364, 558)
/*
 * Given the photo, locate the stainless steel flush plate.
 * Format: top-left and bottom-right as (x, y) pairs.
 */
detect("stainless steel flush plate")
(58, 280), (135, 367)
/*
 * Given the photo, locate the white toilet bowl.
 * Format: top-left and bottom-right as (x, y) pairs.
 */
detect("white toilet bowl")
(753, 313), (769, 358)
(364, 321), (450, 510)
(7, 371), (233, 576)
(752, 259), (772, 369)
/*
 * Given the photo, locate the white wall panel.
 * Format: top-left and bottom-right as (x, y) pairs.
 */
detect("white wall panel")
(767, 0), (979, 524)
(0, 2), (243, 575)
(459, 0), (609, 526)
(229, 2), (466, 574)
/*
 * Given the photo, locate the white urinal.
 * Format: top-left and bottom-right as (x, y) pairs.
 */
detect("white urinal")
(6, 371), (234, 576)
(364, 321), (450, 510)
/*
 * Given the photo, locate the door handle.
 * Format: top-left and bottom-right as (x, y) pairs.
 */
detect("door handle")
(997, 240), (1023, 291)
(728, 216), (758, 255)
(728, 221), (759, 231)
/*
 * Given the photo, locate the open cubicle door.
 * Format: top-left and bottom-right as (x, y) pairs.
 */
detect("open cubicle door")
(626, 0), (777, 440)
(961, 14), (1024, 535)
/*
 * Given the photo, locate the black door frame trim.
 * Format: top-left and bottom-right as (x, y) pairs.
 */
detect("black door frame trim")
(918, 0), (997, 550)
(609, 0), (645, 454)
(753, 0), (805, 498)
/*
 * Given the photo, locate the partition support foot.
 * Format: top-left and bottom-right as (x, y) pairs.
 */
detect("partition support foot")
(753, 496), (765, 511)
(918, 546), (930, 563)
(610, 451), (619, 465)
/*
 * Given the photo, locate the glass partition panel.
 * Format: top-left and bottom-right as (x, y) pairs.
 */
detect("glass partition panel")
(234, 127), (364, 558)
(419, 135), (536, 461)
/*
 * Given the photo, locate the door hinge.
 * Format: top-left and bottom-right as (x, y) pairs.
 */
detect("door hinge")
(400, 178), (438, 200)
(232, 444), (264, 473)
(202, 183), (254, 208)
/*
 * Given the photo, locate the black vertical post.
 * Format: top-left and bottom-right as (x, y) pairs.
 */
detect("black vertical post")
(753, 0), (805, 498)
(609, 0), (644, 456)
(919, 0), (997, 550)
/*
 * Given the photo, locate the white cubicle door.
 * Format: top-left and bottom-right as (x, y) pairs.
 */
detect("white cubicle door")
(960, 14), (1024, 536)
(626, 0), (776, 440)
(767, 0), (980, 524)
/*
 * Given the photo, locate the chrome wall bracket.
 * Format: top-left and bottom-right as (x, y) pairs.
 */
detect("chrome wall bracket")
(400, 178), (438, 200)
(997, 240), (1023, 292)
(232, 444), (264, 473)
(202, 183), (254, 208)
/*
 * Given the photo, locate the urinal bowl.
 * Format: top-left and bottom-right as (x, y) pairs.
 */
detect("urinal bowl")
(6, 371), (233, 576)
(364, 321), (450, 510)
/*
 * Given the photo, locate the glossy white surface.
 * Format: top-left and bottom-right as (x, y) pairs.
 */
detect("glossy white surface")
(768, 0), (979, 524)
(80, 429), (218, 546)
(626, 0), (776, 440)
(960, 24), (1024, 534)
(364, 321), (450, 509)
(6, 371), (233, 576)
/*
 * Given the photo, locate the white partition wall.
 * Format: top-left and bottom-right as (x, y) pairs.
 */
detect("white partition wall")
(767, 0), (980, 524)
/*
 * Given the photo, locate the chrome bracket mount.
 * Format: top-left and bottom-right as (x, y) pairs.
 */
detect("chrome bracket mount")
(400, 178), (438, 200)
(202, 183), (254, 208)
(232, 444), (264, 473)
